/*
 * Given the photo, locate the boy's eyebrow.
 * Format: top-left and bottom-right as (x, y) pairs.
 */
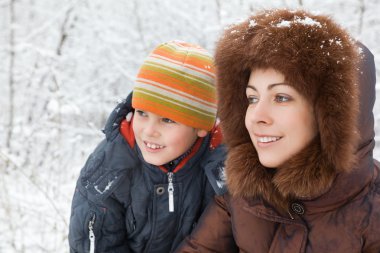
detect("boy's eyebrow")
(246, 82), (288, 91)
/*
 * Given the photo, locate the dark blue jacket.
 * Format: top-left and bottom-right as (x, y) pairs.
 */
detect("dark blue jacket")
(68, 93), (226, 253)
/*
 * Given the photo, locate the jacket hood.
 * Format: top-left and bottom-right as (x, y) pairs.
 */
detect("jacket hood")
(215, 9), (372, 212)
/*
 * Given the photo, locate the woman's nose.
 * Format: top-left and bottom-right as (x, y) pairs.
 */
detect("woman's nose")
(246, 100), (272, 126)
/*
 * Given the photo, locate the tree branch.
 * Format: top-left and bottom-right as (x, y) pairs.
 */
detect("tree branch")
(6, 0), (15, 151)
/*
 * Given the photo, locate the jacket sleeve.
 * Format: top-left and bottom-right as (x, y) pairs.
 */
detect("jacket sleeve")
(68, 140), (131, 253)
(69, 94), (135, 253)
(175, 194), (238, 253)
(68, 185), (97, 253)
(69, 181), (133, 253)
(362, 161), (380, 253)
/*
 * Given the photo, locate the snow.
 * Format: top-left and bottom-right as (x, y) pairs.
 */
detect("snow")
(1, 0), (380, 252)
(295, 16), (323, 27)
(214, 165), (226, 189)
(275, 16), (322, 28)
(249, 19), (257, 28)
(358, 46), (364, 55)
(276, 20), (292, 27)
(94, 180), (114, 194)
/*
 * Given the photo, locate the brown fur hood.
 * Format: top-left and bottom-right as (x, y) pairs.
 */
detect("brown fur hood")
(215, 9), (371, 212)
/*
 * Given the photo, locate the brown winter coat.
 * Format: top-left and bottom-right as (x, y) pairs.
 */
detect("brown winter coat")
(176, 10), (380, 253)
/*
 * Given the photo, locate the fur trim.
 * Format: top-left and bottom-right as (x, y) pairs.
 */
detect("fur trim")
(216, 9), (360, 212)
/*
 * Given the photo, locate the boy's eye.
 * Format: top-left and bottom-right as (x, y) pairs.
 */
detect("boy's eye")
(275, 95), (291, 103)
(247, 96), (259, 104)
(136, 110), (147, 117)
(162, 118), (176, 123)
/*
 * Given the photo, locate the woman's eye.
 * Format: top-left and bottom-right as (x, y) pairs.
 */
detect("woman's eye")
(162, 118), (176, 123)
(136, 110), (147, 117)
(275, 95), (291, 103)
(247, 96), (259, 104)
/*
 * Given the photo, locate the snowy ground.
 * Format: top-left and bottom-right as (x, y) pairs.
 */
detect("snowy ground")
(1, 0), (379, 252)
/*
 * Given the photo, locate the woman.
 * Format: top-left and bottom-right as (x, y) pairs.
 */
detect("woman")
(175, 9), (380, 252)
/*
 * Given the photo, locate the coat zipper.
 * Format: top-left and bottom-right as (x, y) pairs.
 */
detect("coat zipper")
(144, 172), (175, 253)
(88, 213), (96, 253)
(167, 172), (174, 212)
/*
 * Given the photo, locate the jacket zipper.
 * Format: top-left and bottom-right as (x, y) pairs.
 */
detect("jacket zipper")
(88, 213), (96, 253)
(144, 172), (175, 253)
(167, 172), (174, 212)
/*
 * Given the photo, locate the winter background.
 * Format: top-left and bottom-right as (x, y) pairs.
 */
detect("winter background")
(0, 0), (379, 252)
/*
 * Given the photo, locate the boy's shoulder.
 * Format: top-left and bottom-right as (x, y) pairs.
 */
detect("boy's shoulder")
(77, 93), (138, 201)
(77, 134), (138, 202)
(200, 124), (227, 195)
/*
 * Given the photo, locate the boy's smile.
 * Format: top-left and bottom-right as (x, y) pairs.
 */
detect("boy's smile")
(132, 109), (207, 166)
(144, 141), (165, 150)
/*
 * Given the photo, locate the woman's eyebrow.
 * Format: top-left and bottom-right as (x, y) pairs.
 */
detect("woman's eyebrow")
(246, 82), (288, 91)
(246, 85), (256, 91)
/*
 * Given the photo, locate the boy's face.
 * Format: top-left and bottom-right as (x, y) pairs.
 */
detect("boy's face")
(132, 109), (208, 166)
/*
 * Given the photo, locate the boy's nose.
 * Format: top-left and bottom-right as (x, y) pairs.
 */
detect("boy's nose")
(144, 121), (159, 137)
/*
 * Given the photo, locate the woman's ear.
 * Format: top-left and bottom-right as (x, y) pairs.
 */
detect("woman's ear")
(197, 129), (208, 137)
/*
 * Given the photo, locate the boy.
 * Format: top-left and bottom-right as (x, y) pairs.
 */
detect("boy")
(68, 40), (226, 253)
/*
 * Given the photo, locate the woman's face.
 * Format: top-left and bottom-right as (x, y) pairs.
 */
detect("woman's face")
(245, 68), (318, 169)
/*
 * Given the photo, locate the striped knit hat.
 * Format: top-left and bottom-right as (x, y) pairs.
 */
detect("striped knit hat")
(132, 40), (217, 131)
